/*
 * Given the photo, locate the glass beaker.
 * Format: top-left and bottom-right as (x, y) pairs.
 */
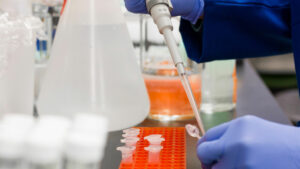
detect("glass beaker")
(141, 15), (201, 121)
(201, 60), (237, 114)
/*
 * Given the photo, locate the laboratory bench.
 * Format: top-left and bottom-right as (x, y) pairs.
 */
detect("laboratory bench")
(100, 60), (291, 169)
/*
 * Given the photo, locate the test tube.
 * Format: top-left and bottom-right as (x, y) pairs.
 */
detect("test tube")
(121, 137), (140, 147)
(65, 132), (106, 169)
(24, 127), (64, 169)
(144, 135), (165, 145)
(2, 113), (35, 131)
(37, 115), (71, 134)
(0, 116), (34, 169)
(144, 145), (163, 163)
(116, 146), (136, 164)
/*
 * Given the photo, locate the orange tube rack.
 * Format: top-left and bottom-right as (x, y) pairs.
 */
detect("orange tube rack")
(119, 127), (186, 169)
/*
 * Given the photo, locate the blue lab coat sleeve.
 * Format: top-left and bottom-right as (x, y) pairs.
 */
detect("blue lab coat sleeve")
(179, 0), (292, 63)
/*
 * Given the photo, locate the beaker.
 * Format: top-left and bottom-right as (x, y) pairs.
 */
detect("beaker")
(201, 60), (237, 114)
(37, 0), (150, 131)
(140, 15), (201, 121)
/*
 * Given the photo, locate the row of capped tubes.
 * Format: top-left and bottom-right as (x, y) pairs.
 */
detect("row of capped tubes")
(117, 128), (165, 164)
(0, 113), (108, 169)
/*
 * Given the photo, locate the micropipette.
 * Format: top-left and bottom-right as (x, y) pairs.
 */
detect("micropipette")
(146, 0), (205, 135)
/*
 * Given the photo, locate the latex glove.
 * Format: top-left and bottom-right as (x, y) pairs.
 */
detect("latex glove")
(124, 0), (204, 24)
(197, 115), (300, 169)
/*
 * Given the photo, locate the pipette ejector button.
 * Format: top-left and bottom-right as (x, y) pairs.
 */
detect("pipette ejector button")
(146, 0), (173, 13)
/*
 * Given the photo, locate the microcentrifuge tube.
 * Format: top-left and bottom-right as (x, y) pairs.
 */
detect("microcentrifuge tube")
(122, 132), (139, 138)
(123, 128), (140, 134)
(117, 146), (135, 164)
(144, 135), (165, 145)
(65, 132), (106, 169)
(144, 134), (162, 139)
(185, 124), (201, 139)
(121, 137), (140, 146)
(144, 145), (163, 164)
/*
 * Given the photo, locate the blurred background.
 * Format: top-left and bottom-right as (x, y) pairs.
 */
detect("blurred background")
(30, 0), (299, 124)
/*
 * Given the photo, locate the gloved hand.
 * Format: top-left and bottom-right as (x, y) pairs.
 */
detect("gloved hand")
(124, 0), (204, 24)
(197, 115), (300, 169)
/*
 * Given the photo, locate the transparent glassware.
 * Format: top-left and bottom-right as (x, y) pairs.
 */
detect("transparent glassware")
(201, 60), (237, 114)
(0, 114), (34, 169)
(140, 15), (201, 121)
(37, 0), (150, 131)
(32, 3), (51, 63)
(24, 127), (64, 169)
(64, 132), (106, 169)
(32, 3), (62, 63)
(0, 0), (35, 115)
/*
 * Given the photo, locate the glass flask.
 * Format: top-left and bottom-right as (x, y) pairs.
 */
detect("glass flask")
(201, 60), (237, 114)
(37, 0), (150, 131)
(0, 0), (35, 115)
(141, 15), (201, 121)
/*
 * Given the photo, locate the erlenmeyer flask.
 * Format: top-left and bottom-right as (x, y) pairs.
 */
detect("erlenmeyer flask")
(0, 0), (35, 115)
(37, 0), (150, 131)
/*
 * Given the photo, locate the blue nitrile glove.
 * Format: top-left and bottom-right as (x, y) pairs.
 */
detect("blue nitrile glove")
(197, 115), (300, 169)
(124, 0), (204, 24)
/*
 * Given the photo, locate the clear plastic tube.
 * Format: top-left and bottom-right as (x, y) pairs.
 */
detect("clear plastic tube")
(144, 136), (165, 145)
(116, 146), (135, 164)
(122, 132), (139, 138)
(185, 124), (201, 139)
(121, 137), (140, 146)
(123, 128), (140, 134)
(144, 145), (163, 163)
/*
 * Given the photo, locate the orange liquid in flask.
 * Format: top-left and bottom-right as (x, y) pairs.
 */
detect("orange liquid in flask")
(144, 67), (201, 121)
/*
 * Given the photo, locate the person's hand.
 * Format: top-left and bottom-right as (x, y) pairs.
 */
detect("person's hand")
(197, 115), (300, 169)
(124, 0), (204, 24)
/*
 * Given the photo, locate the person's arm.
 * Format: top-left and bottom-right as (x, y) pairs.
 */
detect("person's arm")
(180, 0), (292, 63)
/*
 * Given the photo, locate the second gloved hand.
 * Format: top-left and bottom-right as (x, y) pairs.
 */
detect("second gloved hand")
(124, 0), (204, 24)
(197, 115), (300, 169)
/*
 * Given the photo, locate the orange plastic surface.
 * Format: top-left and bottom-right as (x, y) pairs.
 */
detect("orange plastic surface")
(119, 127), (186, 169)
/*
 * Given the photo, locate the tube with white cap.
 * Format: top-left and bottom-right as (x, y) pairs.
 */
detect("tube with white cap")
(145, 0), (205, 135)
(65, 132), (106, 169)
(24, 121), (66, 169)
(0, 115), (35, 169)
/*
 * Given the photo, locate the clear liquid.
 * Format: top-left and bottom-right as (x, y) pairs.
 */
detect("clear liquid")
(37, 24), (149, 131)
(201, 61), (237, 114)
